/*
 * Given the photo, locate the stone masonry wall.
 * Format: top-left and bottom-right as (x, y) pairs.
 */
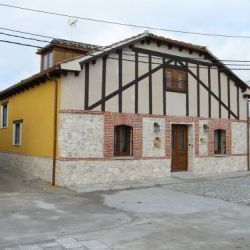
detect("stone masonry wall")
(142, 117), (165, 157)
(193, 156), (247, 175)
(199, 120), (209, 156)
(0, 151), (52, 182)
(56, 159), (171, 187)
(231, 121), (247, 154)
(59, 112), (104, 158)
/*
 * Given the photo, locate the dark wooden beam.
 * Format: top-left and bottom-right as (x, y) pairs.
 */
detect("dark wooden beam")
(79, 35), (148, 68)
(227, 77), (231, 119)
(149, 55), (152, 114)
(135, 52), (139, 113)
(118, 50), (122, 112)
(237, 85), (240, 118)
(178, 60), (238, 119)
(186, 62), (189, 116)
(208, 66), (211, 118)
(101, 57), (107, 112)
(218, 69), (222, 118)
(84, 63), (89, 110)
(197, 64), (200, 117)
(163, 58), (166, 115)
(87, 58), (174, 110)
(132, 47), (212, 67)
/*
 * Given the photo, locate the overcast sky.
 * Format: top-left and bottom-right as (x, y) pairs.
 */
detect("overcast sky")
(0, 0), (250, 90)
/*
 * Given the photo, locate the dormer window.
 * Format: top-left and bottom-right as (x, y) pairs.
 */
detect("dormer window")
(42, 51), (53, 70)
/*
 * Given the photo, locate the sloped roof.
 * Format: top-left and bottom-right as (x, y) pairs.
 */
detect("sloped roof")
(0, 66), (64, 100)
(73, 32), (248, 90)
(37, 38), (101, 54)
(1, 32), (249, 100)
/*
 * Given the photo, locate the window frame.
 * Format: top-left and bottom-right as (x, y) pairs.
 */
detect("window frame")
(164, 67), (187, 93)
(12, 120), (23, 146)
(1, 102), (8, 128)
(214, 129), (226, 155)
(42, 51), (53, 70)
(114, 125), (133, 157)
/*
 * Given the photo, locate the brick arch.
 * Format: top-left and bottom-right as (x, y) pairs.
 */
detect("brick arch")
(104, 112), (142, 159)
(208, 119), (231, 156)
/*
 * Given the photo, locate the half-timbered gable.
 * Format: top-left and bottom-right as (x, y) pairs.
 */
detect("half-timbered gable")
(60, 33), (248, 120)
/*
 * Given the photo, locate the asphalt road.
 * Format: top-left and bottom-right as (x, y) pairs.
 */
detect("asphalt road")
(1, 166), (250, 250)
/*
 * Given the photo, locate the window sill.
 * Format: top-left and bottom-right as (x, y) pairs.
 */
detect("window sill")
(165, 89), (186, 94)
(1, 127), (8, 129)
(113, 156), (134, 160)
(214, 154), (227, 157)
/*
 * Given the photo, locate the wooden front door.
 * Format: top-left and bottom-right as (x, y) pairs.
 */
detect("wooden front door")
(171, 125), (188, 172)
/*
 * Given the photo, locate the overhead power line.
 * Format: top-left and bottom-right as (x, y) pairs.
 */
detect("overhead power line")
(0, 31), (49, 43)
(1, 36), (250, 71)
(1, 3), (250, 39)
(2, 25), (250, 63)
(0, 39), (42, 48)
(1, 38), (250, 71)
(0, 26), (54, 39)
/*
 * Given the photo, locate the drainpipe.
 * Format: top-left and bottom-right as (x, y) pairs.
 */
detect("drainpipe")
(247, 99), (250, 171)
(52, 78), (59, 185)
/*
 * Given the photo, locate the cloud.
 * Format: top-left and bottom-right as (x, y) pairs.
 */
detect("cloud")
(0, 0), (250, 90)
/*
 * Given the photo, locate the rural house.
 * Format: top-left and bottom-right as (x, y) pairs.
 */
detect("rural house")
(0, 32), (249, 188)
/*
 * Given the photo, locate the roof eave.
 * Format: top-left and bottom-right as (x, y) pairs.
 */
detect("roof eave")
(0, 66), (64, 100)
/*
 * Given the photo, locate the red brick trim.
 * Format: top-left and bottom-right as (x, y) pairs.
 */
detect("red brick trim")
(60, 109), (104, 115)
(165, 116), (200, 158)
(142, 156), (167, 160)
(231, 119), (248, 123)
(59, 111), (241, 161)
(104, 112), (142, 160)
(58, 157), (104, 161)
(231, 153), (248, 156)
(208, 119), (231, 156)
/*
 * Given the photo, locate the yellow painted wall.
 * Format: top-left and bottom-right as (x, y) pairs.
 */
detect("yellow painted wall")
(0, 79), (60, 157)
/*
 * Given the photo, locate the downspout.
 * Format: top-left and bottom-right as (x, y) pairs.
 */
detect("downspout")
(52, 78), (59, 185)
(247, 99), (250, 171)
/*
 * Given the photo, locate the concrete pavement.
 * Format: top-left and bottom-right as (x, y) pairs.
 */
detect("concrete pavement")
(1, 166), (250, 249)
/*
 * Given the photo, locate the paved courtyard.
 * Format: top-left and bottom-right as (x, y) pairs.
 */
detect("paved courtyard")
(1, 166), (250, 250)
(163, 174), (250, 205)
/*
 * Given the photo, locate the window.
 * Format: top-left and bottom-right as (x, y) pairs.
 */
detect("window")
(13, 120), (23, 146)
(1, 102), (8, 128)
(114, 125), (133, 157)
(164, 68), (187, 92)
(214, 129), (226, 155)
(42, 51), (53, 70)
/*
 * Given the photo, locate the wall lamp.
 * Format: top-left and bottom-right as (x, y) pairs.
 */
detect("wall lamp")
(203, 124), (209, 133)
(154, 122), (161, 133)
